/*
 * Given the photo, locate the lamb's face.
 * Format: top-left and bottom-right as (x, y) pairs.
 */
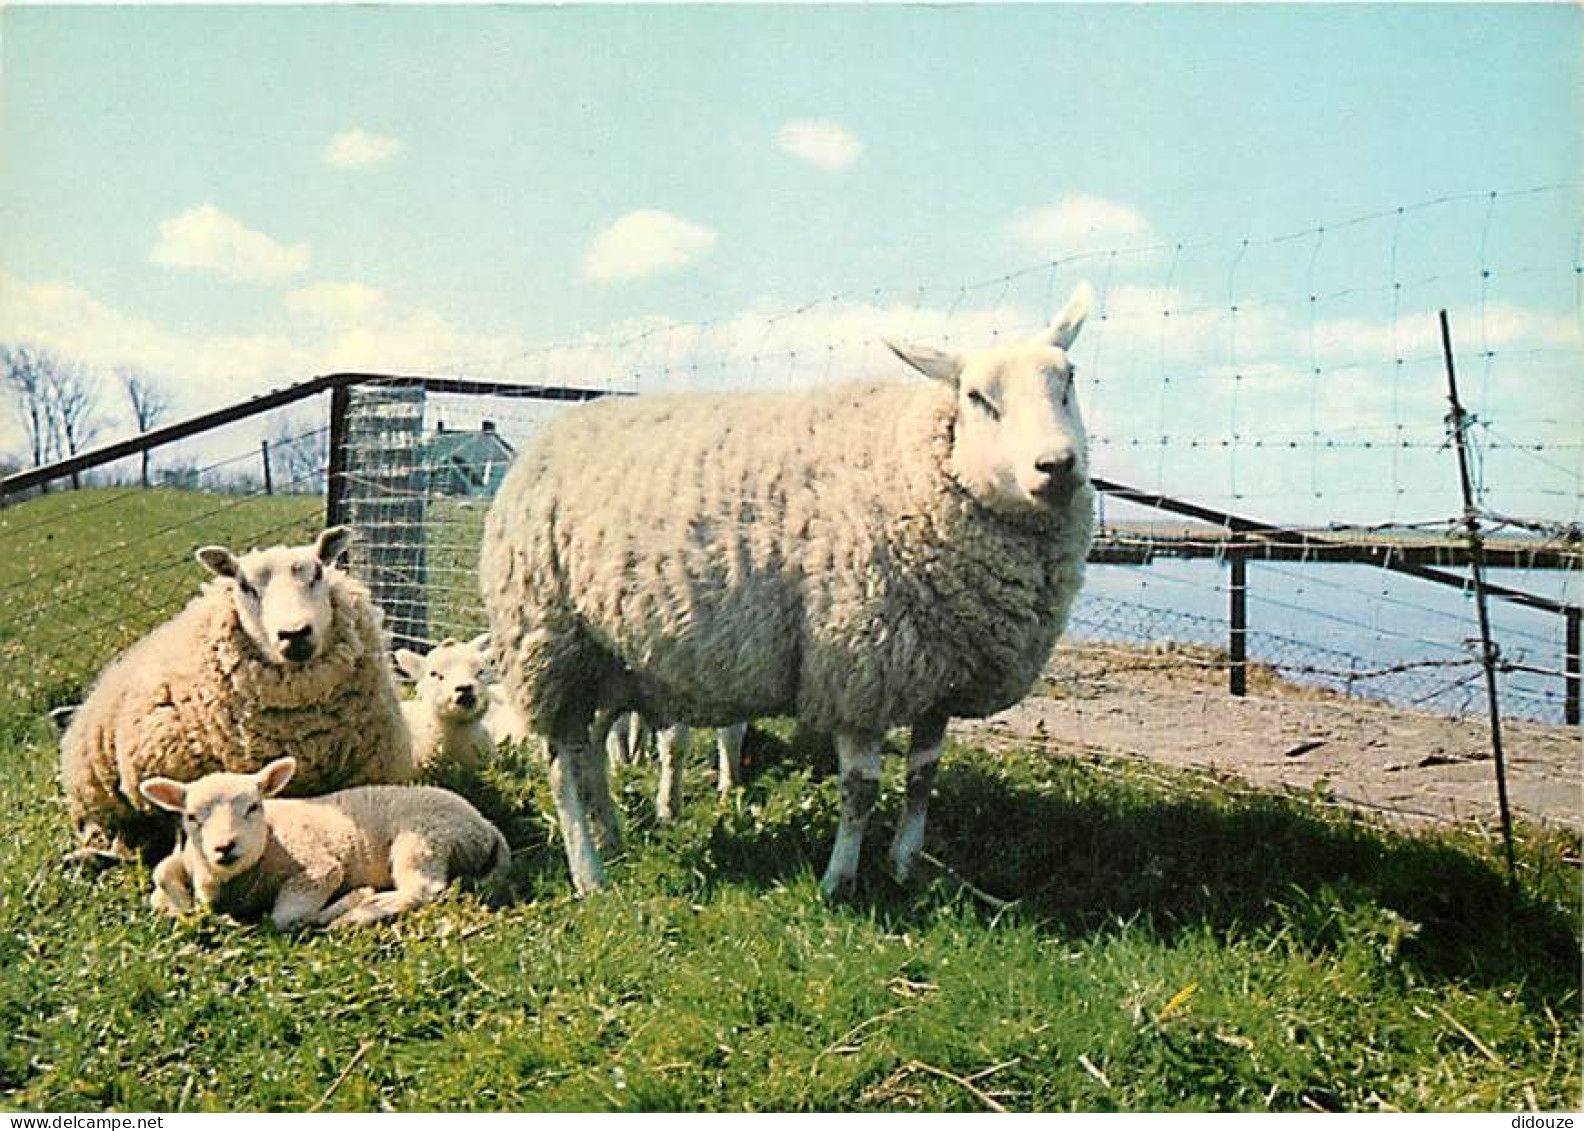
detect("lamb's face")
(888, 283), (1092, 516)
(397, 635), (493, 724)
(197, 527), (353, 666)
(140, 758), (296, 879)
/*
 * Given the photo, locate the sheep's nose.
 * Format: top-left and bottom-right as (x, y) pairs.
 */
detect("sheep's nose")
(1035, 451), (1077, 481)
(278, 625), (314, 662)
(454, 685), (478, 709)
(213, 840), (239, 865)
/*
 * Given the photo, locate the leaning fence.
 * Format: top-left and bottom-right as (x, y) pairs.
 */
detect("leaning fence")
(1, 187), (1579, 735)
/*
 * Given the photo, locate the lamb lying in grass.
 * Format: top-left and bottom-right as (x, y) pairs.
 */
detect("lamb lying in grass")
(395, 635), (495, 784)
(140, 756), (510, 930)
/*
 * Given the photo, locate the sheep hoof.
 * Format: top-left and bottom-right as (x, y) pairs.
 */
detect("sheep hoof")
(819, 871), (860, 904)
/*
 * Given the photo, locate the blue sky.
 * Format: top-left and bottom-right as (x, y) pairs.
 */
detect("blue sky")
(0, 3), (1578, 523)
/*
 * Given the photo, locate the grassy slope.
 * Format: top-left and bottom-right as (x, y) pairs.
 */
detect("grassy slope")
(0, 488), (1577, 1112)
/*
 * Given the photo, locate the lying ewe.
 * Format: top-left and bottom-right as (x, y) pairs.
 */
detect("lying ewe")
(395, 635), (495, 782)
(480, 283), (1097, 897)
(141, 756), (509, 929)
(59, 526), (412, 861)
(604, 713), (747, 823)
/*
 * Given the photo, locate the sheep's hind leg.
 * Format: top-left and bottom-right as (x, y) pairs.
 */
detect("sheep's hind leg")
(547, 731), (608, 896)
(576, 719), (624, 853)
(716, 723), (746, 795)
(890, 714), (947, 885)
(270, 875), (341, 931)
(819, 732), (882, 901)
(329, 835), (450, 927)
(655, 724), (690, 823)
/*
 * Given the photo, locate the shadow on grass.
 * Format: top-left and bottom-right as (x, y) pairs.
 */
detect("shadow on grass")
(643, 725), (1580, 1002)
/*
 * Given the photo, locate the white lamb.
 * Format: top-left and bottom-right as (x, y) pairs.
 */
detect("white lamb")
(140, 756), (510, 929)
(395, 635), (495, 783)
(480, 284), (1097, 898)
(59, 526), (412, 862)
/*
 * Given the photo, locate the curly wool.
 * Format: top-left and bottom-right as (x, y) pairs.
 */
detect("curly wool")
(480, 378), (1094, 740)
(60, 571), (412, 852)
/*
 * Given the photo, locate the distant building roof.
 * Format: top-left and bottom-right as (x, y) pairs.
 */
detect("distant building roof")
(425, 421), (515, 496)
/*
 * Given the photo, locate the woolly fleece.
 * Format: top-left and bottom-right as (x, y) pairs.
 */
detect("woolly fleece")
(60, 570), (412, 853)
(480, 377), (1094, 741)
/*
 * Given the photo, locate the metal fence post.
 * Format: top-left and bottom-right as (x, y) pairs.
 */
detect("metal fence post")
(324, 382), (352, 533)
(1228, 544), (1248, 698)
(1567, 606), (1580, 727)
(260, 439), (273, 496)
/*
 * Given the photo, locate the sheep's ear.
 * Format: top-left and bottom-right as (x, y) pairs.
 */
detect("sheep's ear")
(394, 649), (426, 681)
(196, 546), (240, 578)
(256, 757), (296, 797)
(885, 340), (964, 387)
(315, 526), (353, 565)
(1044, 282), (1094, 352)
(140, 777), (187, 814)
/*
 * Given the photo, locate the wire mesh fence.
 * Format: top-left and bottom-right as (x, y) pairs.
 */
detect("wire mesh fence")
(1, 187), (1578, 732)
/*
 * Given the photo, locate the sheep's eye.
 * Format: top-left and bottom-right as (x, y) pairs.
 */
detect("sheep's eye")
(237, 577), (258, 599)
(429, 671), (441, 679)
(311, 563), (324, 584)
(183, 814), (196, 827)
(246, 801), (261, 816)
(967, 389), (1001, 421)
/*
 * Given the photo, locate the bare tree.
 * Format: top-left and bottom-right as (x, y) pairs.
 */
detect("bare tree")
(45, 363), (102, 489)
(2, 345), (55, 482)
(268, 412), (329, 494)
(119, 367), (172, 487)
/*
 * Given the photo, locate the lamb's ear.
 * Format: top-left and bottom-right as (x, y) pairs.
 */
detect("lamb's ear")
(394, 649), (426, 681)
(140, 777), (187, 814)
(885, 340), (964, 387)
(1045, 281), (1094, 351)
(255, 757), (296, 797)
(315, 526), (353, 565)
(196, 546), (240, 578)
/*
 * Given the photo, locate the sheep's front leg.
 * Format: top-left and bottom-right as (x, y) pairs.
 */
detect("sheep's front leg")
(149, 852), (194, 917)
(655, 724), (690, 823)
(546, 732), (608, 896)
(716, 723), (746, 795)
(820, 733), (882, 900)
(890, 714), (947, 884)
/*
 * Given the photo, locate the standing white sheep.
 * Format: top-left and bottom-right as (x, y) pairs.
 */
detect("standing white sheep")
(59, 526), (412, 861)
(395, 635), (496, 783)
(140, 757), (509, 929)
(480, 284), (1097, 898)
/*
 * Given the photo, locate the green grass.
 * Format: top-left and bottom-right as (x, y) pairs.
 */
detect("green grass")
(0, 488), (1578, 1111)
(1, 719), (1577, 1112)
(0, 488), (322, 721)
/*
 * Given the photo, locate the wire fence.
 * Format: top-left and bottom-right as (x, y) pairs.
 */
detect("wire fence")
(0, 187), (1578, 733)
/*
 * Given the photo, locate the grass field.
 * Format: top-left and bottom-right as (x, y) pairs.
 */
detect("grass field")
(0, 487), (1578, 1112)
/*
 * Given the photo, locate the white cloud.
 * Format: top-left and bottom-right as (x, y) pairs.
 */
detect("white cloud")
(1008, 195), (1153, 256)
(149, 205), (310, 283)
(582, 210), (718, 283)
(775, 120), (863, 170)
(284, 281), (386, 329)
(321, 129), (404, 169)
